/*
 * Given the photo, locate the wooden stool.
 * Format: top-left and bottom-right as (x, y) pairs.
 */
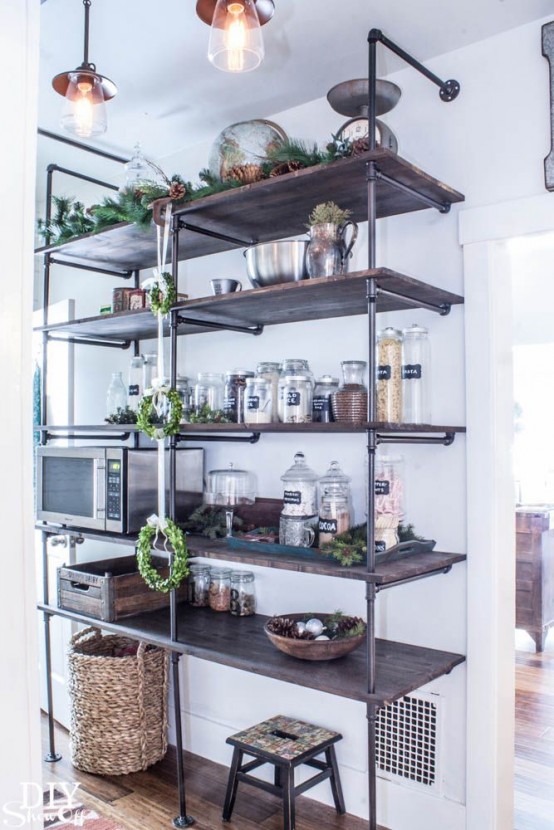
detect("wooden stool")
(222, 715), (345, 830)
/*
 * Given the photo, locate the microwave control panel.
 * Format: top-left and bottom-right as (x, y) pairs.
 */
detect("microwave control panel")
(107, 460), (122, 521)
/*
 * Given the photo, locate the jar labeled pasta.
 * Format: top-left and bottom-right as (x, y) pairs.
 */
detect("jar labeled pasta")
(189, 564), (210, 607)
(377, 328), (403, 422)
(402, 323), (431, 424)
(208, 568), (232, 611)
(230, 571), (256, 616)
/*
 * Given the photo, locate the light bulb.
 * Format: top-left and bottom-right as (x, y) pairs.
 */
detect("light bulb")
(60, 71), (107, 138)
(208, 0), (264, 73)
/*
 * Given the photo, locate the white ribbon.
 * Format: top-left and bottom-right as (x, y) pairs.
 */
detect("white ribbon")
(146, 512), (169, 552)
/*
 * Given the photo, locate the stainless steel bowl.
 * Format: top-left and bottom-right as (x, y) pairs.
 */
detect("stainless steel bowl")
(244, 240), (308, 287)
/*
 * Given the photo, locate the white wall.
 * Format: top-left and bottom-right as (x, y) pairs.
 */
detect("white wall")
(36, 13), (554, 829)
(1, 0), (42, 816)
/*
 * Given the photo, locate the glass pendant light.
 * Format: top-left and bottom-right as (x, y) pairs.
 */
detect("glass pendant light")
(122, 143), (151, 190)
(197, 0), (274, 73)
(52, 0), (117, 139)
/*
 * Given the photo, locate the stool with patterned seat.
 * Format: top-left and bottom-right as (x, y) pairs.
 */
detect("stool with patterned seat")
(222, 715), (345, 830)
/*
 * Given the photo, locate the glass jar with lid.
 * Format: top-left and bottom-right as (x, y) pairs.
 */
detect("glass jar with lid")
(127, 356), (144, 412)
(189, 564), (210, 607)
(312, 375), (339, 423)
(204, 463), (256, 506)
(278, 359), (314, 421)
(175, 375), (191, 421)
(193, 372), (224, 415)
(209, 568), (232, 611)
(278, 374), (313, 423)
(318, 492), (351, 545)
(224, 369), (255, 423)
(142, 352), (158, 392)
(401, 323), (431, 424)
(245, 377), (272, 424)
(280, 451), (319, 516)
(377, 328), (403, 422)
(230, 571), (256, 616)
(331, 360), (368, 423)
(256, 361), (280, 422)
(374, 454), (405, 552)
(318, 460), (352, 512)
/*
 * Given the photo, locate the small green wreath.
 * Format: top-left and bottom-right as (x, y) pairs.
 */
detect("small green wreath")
(137, 387), (183, 439)
(137, 518), (189, 592)
(146, 271), (177, 316)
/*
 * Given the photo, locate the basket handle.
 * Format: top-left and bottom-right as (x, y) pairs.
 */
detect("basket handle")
(69, 626), (101, 647)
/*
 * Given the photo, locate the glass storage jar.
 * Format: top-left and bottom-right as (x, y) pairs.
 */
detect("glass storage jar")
(318, 460), (352, 511)
(312, 375), (339, 423)
(280, 452), (319, 516)
(318, 492), (351, 545)
(377, 328), (403, 422)
(127, 356), (144, 412)
(106, 372), (127, 418)
(402, 323), (431, 424)
(374, 454), (405, 552)
(278, 374), (313, 423)
(245, 377), (272, 424)
(256, 361), (280, 422)
(189, 564), (210, 607)
(224, 369), (255, 423)
(142, 352), (158, 392)
(279, 514), (317, 547)
(278, 359), (314, 421)
(204, 463), (256, 506)
(209, 568), (232, 611)
(175, 375), (191, 422)
(331, 360), (368, 423)
(230, 571), (256, 616)
(193, 372), (224, 415)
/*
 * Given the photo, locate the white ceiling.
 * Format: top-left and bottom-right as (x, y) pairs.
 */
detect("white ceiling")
(38, 0), (553, 163)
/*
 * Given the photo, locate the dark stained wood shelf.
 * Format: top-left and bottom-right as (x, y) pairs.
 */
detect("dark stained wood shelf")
(35, 150), (464, 271)
(187, 536), (466, 586)
(38, 601), (464, 707)
(37, 421), (466, 435)
(35, 268), (463, 343)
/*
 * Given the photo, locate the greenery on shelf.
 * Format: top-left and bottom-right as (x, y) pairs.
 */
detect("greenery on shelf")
(105, 406), (138, 425)
(37, 196), (95, 245)
(320, 521), (428, 567)
(188, 404), (232, 424)
(307, 201), (352, 227)
(184, 504), (244, 539)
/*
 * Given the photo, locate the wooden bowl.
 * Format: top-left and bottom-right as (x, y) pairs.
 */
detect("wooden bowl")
(264, 613), (366, 661)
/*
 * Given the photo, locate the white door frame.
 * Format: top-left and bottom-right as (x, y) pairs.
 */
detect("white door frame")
(460, 192), (554, 830)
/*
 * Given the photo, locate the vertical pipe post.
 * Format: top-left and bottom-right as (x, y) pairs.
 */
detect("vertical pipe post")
(366, 30), (378, 830)
(42, 533), (61, 762)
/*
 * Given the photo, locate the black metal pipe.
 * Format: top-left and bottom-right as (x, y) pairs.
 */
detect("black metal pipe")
(376, 565), (453, 593)
(176, 432), (261, 444)
(49, 257), (132, 279)
(375, 169), (451, 214)
(38, 128), (130, 164)
(368, 35), (377, 153)
(377, 286), (451, 316)
(171, 654), (195, 828)
(46, 334), (131, 350)
(368, 29), (460, 102)
(47, 163), (119, 191)
(45, 432), (131, 441)
(42, 535), (61, 762)
(377, 432), (456, 446)
(82, 0), (91, 66)
(177, 316), (263, 336)
(176, 218), (253, 248)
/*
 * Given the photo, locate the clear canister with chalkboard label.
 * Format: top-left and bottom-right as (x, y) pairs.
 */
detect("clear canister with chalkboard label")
(245, 376), (272, 424)
(280, 451), (319, 516)
(401, 323), (431, 424)
(377, 328), (403, 422)
(278, 374), (313, 424)
(312, 375), (339, 423)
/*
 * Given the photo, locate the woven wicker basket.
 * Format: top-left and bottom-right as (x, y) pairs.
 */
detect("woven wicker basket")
(68, 627), (169, 775)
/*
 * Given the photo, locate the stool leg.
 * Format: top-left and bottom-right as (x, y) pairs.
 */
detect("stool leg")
(222, 748), (243, 822)
(282, 766), (296, 830)
(326, 746), (346, 815)
(274, 763), (283, 789)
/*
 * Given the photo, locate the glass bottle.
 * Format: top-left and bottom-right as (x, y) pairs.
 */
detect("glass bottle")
(402, 323), (431, 424)
(245, 377), (272, 424)
(208, 568), (232, 612)
(193, 372), (224, 415)
(280, 451), (319, 517)
(377, 328), (403, 422)
(312, 375), (339, 423)
(230, 571), (256, 616)
(143, 353), (158, 393)
(189, 564), (210, 607)
(331, 360), (368, 423)
(256, 361), (280, 422)
(318, 492), (351, 545)
(106, 372), (127, 417)
(127, 356), (144, 412)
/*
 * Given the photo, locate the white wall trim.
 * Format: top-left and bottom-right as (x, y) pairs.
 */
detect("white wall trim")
(459, 192), (554, 245)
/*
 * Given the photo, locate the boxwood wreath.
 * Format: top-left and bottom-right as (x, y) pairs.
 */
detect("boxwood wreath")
(137, 388), (183, 439)
(137, 518), (189, 592)
(145, 271), (176, 316)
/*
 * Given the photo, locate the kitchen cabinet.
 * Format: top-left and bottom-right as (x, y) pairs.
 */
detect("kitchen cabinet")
(516, 508), (554, 651)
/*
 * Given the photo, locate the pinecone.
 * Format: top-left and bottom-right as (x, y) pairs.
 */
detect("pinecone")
(334, 615), (366, 638)
(224, 164), (264, 184)
(267, 616), (313, 640)
(350, 137), (370, 156)
(169, 181), (187, 200)
(269, 161), (303, 177)
(134, 188), (145, 200)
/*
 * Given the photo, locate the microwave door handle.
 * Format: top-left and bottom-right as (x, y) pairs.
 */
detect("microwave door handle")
(95, 459), (106, 519)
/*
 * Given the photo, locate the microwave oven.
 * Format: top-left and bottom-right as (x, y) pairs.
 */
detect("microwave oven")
(36, 446), (203, 533)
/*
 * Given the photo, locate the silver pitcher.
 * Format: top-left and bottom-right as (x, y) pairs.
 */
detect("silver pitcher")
(306, 221), (359, 279)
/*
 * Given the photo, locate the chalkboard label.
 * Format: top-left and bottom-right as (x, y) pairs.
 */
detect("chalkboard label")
(224, 395), (236, 412)
(318, 518), (338, 534)
(286, 391), (301, 406)
(247, 396), (260, 411)
(283, 490), (302, 505)
(313, 396), (329, 413)
(128, 384), (140, 397)
(378, 365), (391, 380)
(375, 540), (387, 553)
(402, 364), (422, 380)
(374, 479), (390, 496)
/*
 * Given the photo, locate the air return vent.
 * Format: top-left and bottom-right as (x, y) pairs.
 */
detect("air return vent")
(376, 693), (441, 792)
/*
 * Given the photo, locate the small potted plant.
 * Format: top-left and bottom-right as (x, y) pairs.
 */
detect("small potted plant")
(306, 201), (358, 279)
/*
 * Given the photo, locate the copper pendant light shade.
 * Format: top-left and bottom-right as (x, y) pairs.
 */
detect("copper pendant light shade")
(52, 68), (117, 103)
(196, 0), (275, 27)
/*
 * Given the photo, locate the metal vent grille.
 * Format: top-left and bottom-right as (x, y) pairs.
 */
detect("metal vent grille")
(376, 693), (440, 789)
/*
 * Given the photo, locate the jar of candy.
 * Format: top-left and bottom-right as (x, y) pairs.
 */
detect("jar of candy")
(208, 568), (232, 612)
(374, 454), (405, 552)
(230, 571), (256, 616)
(189, 564), (210, 607)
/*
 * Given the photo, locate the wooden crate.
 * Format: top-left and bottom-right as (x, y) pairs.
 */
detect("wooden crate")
(58, 555), (187, 622)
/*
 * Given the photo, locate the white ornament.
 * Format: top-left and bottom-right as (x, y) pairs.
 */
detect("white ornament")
(316, 635), (330, 640)
(305, 618), (324, 636)
(295, 621), (307, 634)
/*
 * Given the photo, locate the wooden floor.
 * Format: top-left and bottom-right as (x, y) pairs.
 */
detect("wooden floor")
(515, 629), (554, 830)
(41, 634), (554, 830)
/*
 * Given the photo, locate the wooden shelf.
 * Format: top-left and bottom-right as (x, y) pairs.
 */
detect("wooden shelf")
(38, 422), (466, 436)
(35, 268), (463, 343)
(35, 150), (464, 271)
(38, 601), (464, 707)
